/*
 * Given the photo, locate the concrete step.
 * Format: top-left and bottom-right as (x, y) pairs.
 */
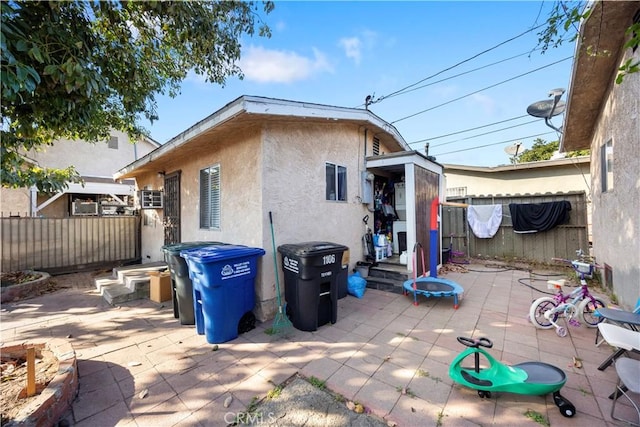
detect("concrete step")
(365, 276), (405, 294)
(96, 262), (168, 305)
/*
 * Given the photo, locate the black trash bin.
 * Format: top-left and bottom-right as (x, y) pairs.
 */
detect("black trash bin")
(162, 241), (225, 325)
(277, 242), (348, 332)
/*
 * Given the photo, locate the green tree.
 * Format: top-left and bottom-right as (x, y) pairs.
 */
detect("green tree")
(1, 1), (274, 192)
(517, 138), (589, 163)
(537, 1), (639, 84)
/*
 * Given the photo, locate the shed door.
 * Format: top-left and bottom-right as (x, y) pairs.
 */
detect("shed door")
(163, 172), (181, 245)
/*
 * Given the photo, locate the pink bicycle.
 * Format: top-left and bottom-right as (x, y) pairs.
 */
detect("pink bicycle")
(529, 254), (606, 337)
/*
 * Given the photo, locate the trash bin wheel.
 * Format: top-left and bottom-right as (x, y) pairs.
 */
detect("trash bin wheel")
(238, 311), (256, 334)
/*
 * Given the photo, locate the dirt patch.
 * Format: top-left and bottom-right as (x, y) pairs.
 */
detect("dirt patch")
(0, 272), (44, 288)
(0, 349), (59, 426)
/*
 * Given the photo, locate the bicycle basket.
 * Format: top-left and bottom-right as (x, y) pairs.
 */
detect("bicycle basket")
(573, 261), (593, 275)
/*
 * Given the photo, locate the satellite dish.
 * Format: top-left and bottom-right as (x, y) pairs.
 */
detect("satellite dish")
(504, 142), (522, 156)
(527, 88), (566, 133)
(526, 99), (566, 118)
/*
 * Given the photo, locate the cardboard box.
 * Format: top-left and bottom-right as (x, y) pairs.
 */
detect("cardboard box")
(341, 249), (350, 266)
(149, 271), (172, 303)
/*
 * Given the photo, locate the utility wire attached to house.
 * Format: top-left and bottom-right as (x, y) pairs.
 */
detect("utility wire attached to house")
(368, 23), (548, 105)
(391, 56), (572, 124)
(432, 131), (555, 156)
(409, 114), (530, 145)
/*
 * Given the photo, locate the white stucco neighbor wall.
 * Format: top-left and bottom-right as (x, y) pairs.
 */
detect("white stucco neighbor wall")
(444, 159), (591, 197)
(590, 48), (640, 310)
(1, 131), (158, 216)
(27, 130), (157, 176)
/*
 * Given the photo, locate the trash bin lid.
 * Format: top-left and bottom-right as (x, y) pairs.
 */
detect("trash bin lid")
(162, 241), (226, 255)
(277, 241), (348, 258)
(180, 245), (265, 263)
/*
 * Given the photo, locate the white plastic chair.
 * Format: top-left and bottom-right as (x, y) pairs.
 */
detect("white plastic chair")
(611, 357), (640, 426)
(597, 323), (640, 371)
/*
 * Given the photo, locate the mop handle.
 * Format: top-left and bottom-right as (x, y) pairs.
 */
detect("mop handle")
(269, 212), (284, 307)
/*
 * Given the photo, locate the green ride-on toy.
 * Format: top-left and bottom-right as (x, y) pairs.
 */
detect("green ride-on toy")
(449, 336), (576, 417)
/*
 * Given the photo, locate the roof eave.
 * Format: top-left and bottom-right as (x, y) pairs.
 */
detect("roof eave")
(561, 1), (638, 152)
(115, 96), (409, 179)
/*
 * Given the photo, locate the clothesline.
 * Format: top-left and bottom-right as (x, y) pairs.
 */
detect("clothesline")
(447, 201), (572, 238)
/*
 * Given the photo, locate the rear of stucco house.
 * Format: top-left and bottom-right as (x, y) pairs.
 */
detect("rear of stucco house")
(561, 1), (640, 310)
(115, 96), (444, 321)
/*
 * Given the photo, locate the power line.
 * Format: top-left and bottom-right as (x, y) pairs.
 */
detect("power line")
(433, 132), (555, 156)
(380, 50), (541, 101)
(391, 56), (572, 124)
(409, 114), (529, 144)
(372, 23), (547, 104)
(412, 119), (541, 148)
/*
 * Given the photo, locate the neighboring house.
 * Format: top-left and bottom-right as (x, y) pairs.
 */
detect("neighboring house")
(1, 130), (160, 218)
(443, 157), (592, 240)
(561, 1), (639, 309)
(115, 96), (444, 321)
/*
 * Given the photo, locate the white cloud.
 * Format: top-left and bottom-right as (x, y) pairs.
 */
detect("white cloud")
(185, 69), (207, 84)
(339, 37), (362, 64)
(468, 93), (496, 115)
(239, 45), (333, 83)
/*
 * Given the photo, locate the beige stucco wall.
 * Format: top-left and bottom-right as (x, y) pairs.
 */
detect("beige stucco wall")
(589, 47), (640, 310)
(136, 121), (381, 322)
(1, 188), (31, 217)
(138, 126), (263, 263)
(259, 122), (370, 320)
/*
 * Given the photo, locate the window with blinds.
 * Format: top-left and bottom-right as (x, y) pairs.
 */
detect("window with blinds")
(200, 164), (221, 229)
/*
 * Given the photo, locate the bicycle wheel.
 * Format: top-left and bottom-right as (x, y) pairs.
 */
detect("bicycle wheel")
(578, 297), (606, 327)
(529, 297), (558, 329)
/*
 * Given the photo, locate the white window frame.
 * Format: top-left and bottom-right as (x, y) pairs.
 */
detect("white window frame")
(325, 162), (347, 202)
(200, 164), (221, 229)
(600, 139), (613, 192)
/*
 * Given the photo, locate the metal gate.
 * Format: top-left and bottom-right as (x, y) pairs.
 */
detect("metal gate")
(163, 172), (181, 245)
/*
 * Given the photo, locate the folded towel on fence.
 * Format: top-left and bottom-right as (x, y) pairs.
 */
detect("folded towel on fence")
(467, 204), (502, 238)
(509, 201), (571, 233)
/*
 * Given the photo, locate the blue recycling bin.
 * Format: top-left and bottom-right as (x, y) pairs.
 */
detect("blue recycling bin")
(180, 245), (266, 344)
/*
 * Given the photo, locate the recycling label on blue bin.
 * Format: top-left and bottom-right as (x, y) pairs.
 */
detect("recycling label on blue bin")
(221, 260), (252, 280)
(282, 256), (299, 274)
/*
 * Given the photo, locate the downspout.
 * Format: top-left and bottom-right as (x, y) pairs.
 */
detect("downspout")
(363, 128), (368, 168)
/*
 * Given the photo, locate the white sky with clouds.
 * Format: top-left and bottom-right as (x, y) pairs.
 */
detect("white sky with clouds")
(144, 1), (576, 167)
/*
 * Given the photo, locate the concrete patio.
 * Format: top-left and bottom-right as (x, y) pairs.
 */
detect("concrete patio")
(1, 263), (637, 426)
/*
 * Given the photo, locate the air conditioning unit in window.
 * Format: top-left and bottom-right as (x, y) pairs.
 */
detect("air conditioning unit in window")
(72, 201), (99, 216)
(140, 190), (163, 209)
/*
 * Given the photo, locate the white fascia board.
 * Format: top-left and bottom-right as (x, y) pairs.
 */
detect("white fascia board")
(243, 96), (410, 151)
(65, 181), (135, 196)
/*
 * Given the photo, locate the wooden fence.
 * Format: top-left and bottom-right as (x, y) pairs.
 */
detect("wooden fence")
(442, 192), (589, 263)
(1, 216), (141, 273)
